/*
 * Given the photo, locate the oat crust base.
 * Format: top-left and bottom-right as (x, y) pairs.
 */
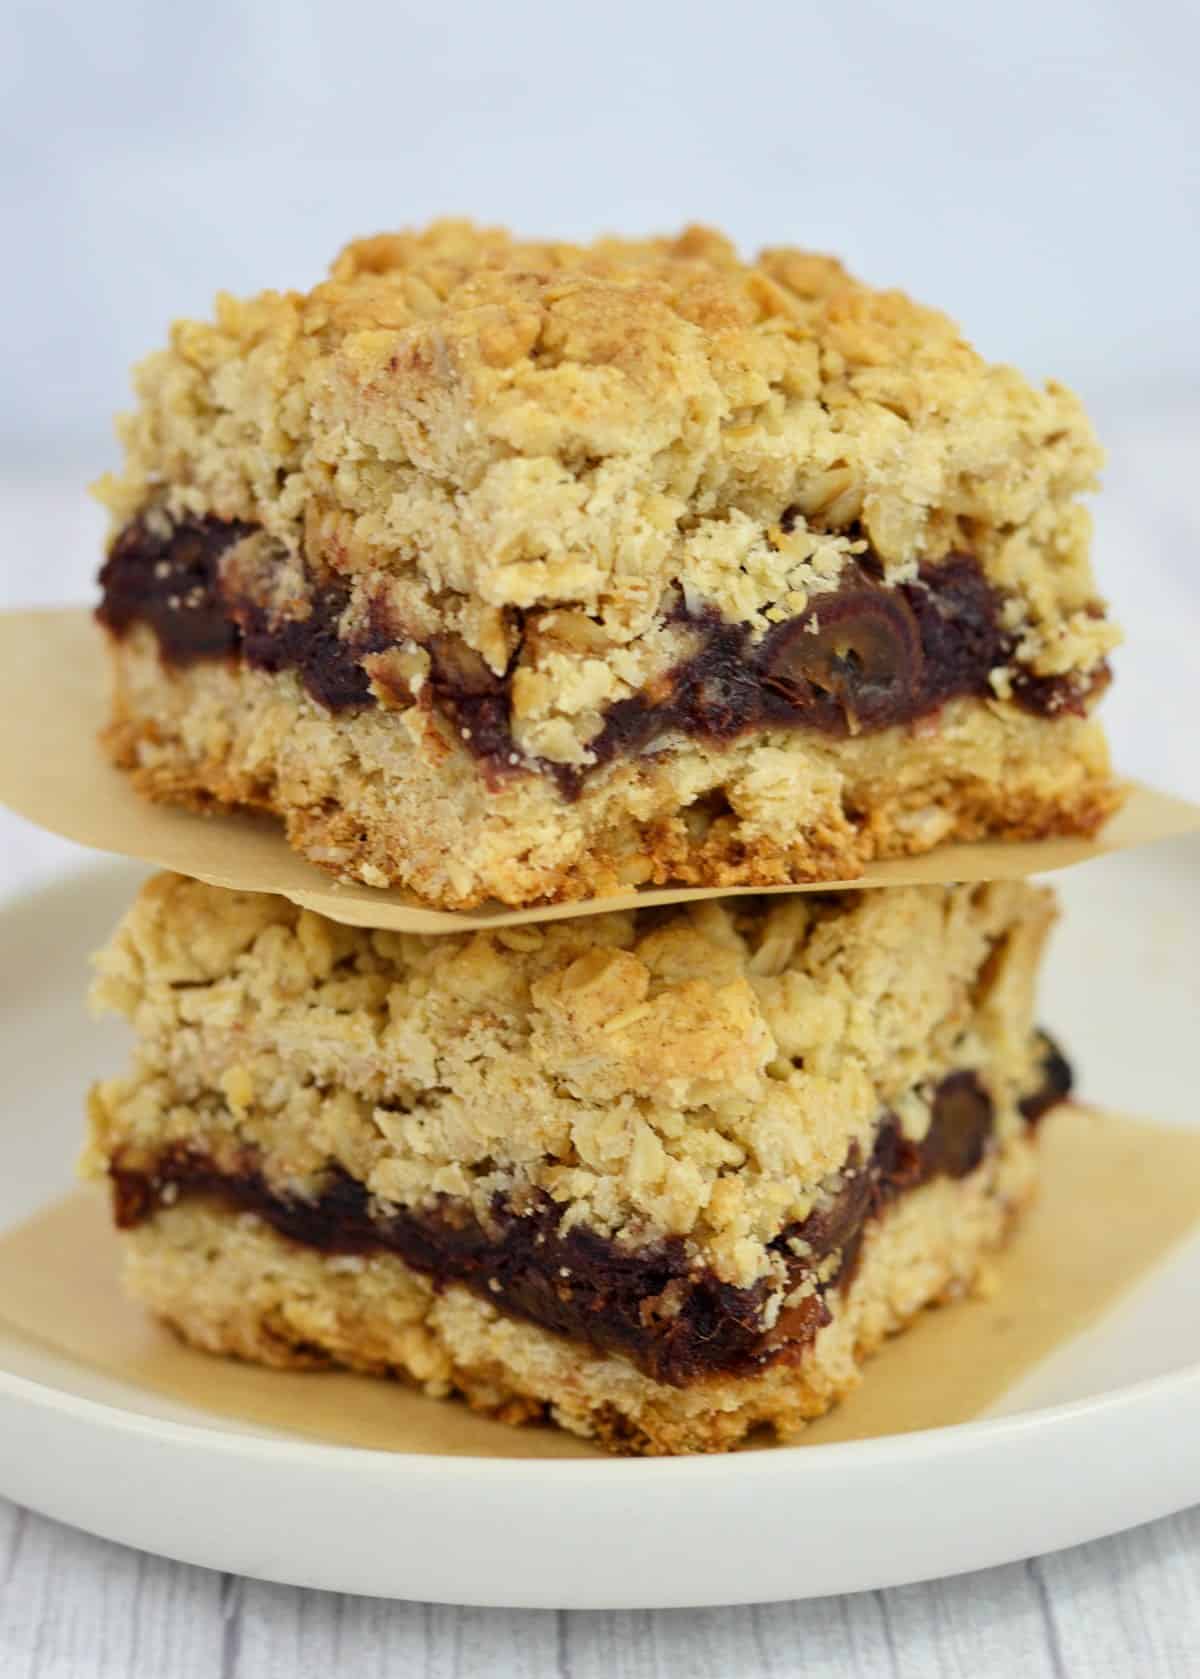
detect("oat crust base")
(103, 631), (1119, 907)
(120, 1135), (1036, 1456)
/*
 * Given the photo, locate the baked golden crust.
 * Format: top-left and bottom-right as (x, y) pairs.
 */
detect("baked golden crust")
(102, 626), (1120, 906)
(88, 871), (1055, 1290)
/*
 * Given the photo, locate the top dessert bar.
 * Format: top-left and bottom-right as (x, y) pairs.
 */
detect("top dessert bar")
(95, 221), (1121, 908)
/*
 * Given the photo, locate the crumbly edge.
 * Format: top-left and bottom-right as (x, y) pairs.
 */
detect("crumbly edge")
(89, 869), (1053, 1288)
(118, 1129), (1036, 1455)
(94, 219), (1116, 716)
(102, 628), (1120, 906)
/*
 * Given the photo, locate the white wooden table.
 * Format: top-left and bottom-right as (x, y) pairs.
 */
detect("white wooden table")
(2, 417), (1198, 1676)
(2, 1501), (1198, 1678)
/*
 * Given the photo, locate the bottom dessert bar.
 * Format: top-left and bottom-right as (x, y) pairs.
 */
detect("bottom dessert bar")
(85, 873), (1069, 1455)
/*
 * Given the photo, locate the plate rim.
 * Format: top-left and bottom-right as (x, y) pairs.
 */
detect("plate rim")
(2, 1339), (1198, 1482)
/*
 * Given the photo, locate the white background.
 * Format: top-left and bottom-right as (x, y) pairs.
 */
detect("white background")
(2, 1), (1199, 1672)
(4, 0), (1200, 466)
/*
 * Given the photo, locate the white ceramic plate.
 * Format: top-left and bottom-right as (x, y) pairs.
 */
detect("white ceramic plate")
(0, 845), (1197, 1609)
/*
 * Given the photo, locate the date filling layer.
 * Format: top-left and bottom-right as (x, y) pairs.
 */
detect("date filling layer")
(97, 515), (1104, 797)
(110, 1044), (1070, 1387)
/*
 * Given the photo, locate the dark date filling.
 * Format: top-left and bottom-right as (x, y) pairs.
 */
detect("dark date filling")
(97, 514), (1103, 798)
(110, 1042), (1069, 1387)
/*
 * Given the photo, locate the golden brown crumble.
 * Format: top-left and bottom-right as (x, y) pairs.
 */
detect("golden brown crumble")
(95, 217), (1117, 763)
(88, 873), (1054, 1289)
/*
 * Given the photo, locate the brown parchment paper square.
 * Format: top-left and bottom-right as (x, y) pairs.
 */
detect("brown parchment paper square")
(0, 608), (1197, 934)
(0, 1107), (1196, 1458)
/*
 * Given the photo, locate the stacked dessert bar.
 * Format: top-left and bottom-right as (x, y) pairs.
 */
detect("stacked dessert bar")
(88, 874), (1068, 1453)
(83, 222), (1116, 1453)
(94, 221), (1117, 906)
